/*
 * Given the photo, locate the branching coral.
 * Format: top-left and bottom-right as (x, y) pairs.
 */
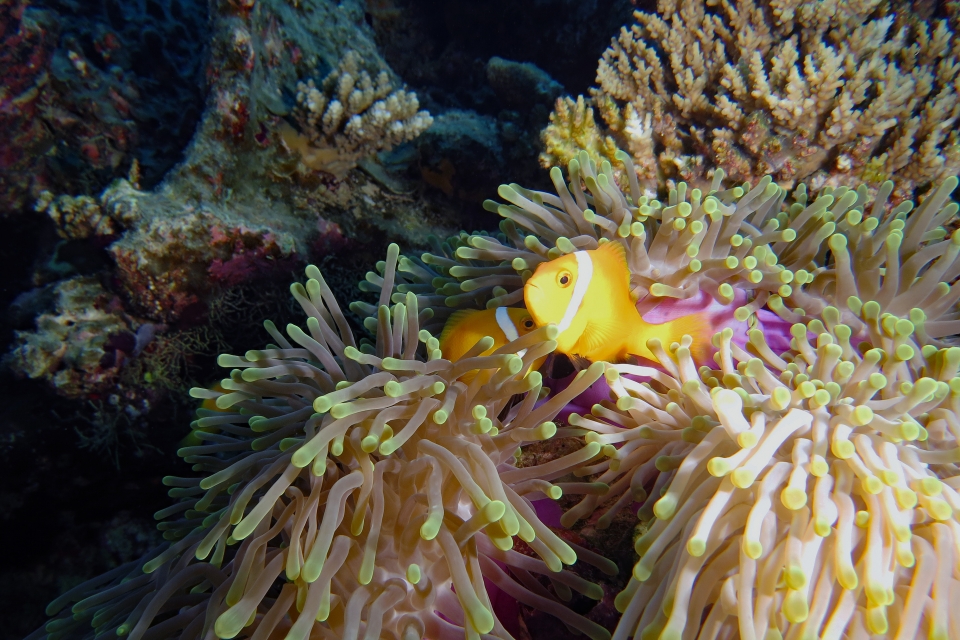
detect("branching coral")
(540, 97), (653, 193)
(542, 0), (960, 200)
(36, 254), (618, 640)
(285, 51), (433, 178)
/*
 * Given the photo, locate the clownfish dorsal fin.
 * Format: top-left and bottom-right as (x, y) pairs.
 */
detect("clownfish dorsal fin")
(595, 239), (628, 268)
(594, 240), (631, 290)
(439, 309), (481, 347)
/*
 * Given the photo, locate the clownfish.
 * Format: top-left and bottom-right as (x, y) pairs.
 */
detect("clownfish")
(439, 307), (538, 364)
(524, 241), (710, 364)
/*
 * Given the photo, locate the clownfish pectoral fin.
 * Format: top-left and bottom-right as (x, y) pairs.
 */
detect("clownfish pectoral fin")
(575, 318), (621, 360)
(438, 309), (479, 348)
(568, 354), (593, 371)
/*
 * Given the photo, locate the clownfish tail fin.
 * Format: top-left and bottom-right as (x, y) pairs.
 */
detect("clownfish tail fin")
(663, 312), (714, 364)
(630, 312), (714, 365)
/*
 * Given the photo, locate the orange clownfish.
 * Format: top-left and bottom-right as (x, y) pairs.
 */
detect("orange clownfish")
(524, 241), (709, 364)
(439, 307), (538, 364)
(439, 307), (544, 383)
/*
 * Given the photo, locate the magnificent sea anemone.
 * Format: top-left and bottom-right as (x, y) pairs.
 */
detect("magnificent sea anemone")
(363, 151), (960, 639)
(35, 149), (960, 639)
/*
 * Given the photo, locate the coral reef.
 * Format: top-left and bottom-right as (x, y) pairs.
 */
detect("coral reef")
(543, 0), (960, 200)
(14, 0), (960, 635)
(0, 0), (58, 215)
(540, 96), (622, 181)
(107, 197), (299, 322)
(35, 180), (137, 240)
(394, 0), (633, 94)
(28, 143), (960, 638)
(36, 176), (313, 321)
(416, 110), (505, 203)
(37, 258), (618, 640)
(48, 0), (211, 188)
(5, 276), (146, 399)
(364, 0), (626, 197)
(28, 0), (466, 323)
(288, 50), (432, 178)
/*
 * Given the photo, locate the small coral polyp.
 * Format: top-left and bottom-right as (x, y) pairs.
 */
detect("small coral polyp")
(39, 256), (615, 640)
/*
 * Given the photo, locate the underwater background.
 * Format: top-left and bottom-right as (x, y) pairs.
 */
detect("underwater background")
(0, 1), (632, 635)
(2, 0), (960, 638)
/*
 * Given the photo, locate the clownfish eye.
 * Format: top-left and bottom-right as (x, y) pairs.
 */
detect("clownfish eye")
(522, 319), (535, 330)
(558, 271), (572, 287)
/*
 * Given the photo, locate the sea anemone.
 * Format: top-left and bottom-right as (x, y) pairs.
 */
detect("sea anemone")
(36, 254), (618, 640)
(357, 150), (960, 638)
(571, 316), (960, 639)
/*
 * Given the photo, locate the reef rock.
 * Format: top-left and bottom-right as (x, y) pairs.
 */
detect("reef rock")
(31, 0), (464, 323)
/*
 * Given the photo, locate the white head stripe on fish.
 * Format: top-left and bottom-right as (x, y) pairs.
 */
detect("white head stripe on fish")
(556, 251), (593, 335)
(495, 306), (527, 357)
(495, 306), (519, 342)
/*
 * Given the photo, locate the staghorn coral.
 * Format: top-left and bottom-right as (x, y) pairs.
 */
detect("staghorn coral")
(35, 255), (618, 640)
(540, 96), (623, 178)
(286, 50), (433, 178)
(542, 0), (960, 200)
